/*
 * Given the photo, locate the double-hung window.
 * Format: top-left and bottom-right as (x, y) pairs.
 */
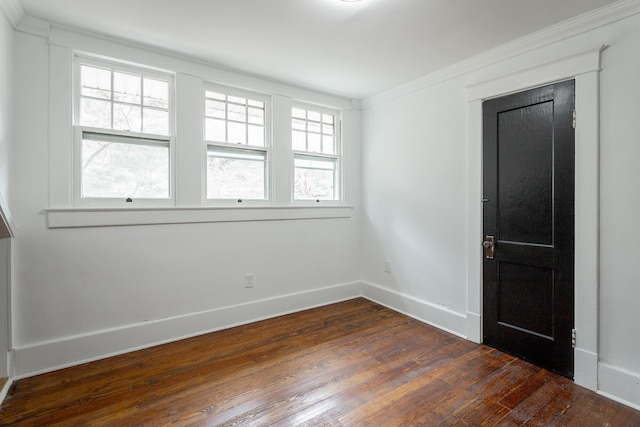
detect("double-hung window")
(74, 56), (174, 205)
(204, 85), (270, 203)
(292, 104), (341, 202)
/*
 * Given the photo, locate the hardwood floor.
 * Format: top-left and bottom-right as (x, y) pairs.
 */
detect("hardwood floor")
(0, 298), (638, 426)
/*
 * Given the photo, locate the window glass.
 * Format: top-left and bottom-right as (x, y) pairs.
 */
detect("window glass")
(207, 146), (266, 200)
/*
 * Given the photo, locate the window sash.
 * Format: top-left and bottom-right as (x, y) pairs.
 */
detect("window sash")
(206, 144), (269, 201)
(293, 153), (339, 201)
(204, 85), (269, 148)
(75, 56), (174, 137)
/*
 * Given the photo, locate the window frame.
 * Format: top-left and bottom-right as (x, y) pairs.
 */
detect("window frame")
(291, 102), (343, 205)
(72, 55), (176, 207)
(203, 83), (272, 206)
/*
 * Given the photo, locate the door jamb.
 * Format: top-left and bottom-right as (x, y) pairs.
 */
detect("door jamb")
(465, 46), (604, 391)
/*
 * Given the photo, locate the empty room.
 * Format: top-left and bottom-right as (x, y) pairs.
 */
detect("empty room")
(0, 0), (639, 425)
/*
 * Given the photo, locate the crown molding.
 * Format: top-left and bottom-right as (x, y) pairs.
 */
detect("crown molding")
(0, 0), (24, 29)
(362, 0), (640, 109)
(16, 14), (49, 37)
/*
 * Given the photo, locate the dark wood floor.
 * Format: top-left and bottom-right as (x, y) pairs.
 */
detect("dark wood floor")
(1, 298), (638, 426)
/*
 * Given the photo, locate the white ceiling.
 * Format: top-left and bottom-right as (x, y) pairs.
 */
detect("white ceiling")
(19, 0), (619, 99)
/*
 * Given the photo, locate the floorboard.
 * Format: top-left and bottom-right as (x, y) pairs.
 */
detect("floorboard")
(0, 298), (638, 426)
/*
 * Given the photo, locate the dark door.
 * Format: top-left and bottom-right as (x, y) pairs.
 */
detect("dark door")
(482, 80), (575, 378)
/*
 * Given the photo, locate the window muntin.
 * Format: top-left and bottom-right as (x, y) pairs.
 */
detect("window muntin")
(74, 56), (174, 205)
(204, 85), (270, 202)
(292, 104), (340, 201)
(205, 90), (266, 147)
(79, 63), (170, 136)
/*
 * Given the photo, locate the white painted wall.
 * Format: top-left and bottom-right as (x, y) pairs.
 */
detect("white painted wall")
(0, 3), (15, 379)
(0, 3), (13, 202)
(10, 27), (362, 376)
(362, 4), (640, 409)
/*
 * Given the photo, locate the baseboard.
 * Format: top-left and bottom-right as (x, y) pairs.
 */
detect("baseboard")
(597, 362), (640, 411)
(466, 311), (482, 344)
(574, 347), (598, 391)
(361, 281), (467, 338)
(13, 281), (363, 379)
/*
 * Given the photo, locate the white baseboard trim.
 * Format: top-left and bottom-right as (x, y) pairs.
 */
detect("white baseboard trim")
(361, 281), (467, 339)
(466, 311), (481, 344)
(597, 362), (640, 411)
(13, 281), (363, 379)
(574, 347), (598, 391)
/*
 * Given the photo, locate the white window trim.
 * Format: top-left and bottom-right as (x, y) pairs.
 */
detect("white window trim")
(291, 102), (343, 205)
(45, 205), (354, 228)
(73, 55), (176, 207)
(203, 83), (272, 206)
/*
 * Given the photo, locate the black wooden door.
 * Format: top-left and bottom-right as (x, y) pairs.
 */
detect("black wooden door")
(482, 80), (575, 378)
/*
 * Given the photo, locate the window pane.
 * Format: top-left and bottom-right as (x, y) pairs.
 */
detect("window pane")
(308, 110), (321, 122)
(294, 156), (336, 200)
(113, 72), (141, 104)
(228, 103), (246, 122)
(292, 108), (306, 119)
(143, 108), (169, 135)
(205, 118), (226, 142)
(228, 95), (246, 105)
(82, 134), (169, 198)
(207, 147), (265, 199)
(81, 65), (111, 99)
(248, 125), (265, 147)
(322, 124), (334, 135)
(323, 135), (335, 155)
(248, 107), (264, 125)
(308, 120), (321, 134)
(322, 114), (334, 125)
(292, 118), (306, 131)
(80, 98), (111, 128)
(308, 133), (321, 153)
(228, 122), (246, 144)
(248, 99), (264, 108)
(113, 103), (142, 132)
(143, 78), (169, 109)
(206, 99), (226, 119)
(205, 91), (225, 100)
(292, 131), (306, 151)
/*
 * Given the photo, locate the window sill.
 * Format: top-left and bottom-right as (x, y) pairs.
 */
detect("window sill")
(45, 205), (354, 229)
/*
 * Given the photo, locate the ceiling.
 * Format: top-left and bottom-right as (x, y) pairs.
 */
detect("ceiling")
(19, 0), (619, 99)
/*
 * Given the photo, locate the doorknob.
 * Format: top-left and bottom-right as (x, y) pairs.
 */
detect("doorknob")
(483, 235), (495, 259)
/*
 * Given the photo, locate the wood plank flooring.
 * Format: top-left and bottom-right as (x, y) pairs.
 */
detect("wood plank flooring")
(0, 298), (638, 426)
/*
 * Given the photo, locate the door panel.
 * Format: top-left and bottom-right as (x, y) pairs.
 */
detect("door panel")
(483, 80), (575, 378)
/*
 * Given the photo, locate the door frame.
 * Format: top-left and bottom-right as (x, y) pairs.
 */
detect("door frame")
(465, 46), (604, 391)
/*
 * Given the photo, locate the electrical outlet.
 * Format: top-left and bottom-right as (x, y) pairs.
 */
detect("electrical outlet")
(384, 260), (391, 273)
(245, 273), (255, 288)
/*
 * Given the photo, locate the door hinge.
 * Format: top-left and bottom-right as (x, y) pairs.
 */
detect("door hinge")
(571, 329), (577, 348)
(572, 109), (576, 129)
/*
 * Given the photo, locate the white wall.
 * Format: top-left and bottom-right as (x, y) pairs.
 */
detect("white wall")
(0, 2), (15, 379)
(362, 3), (640, 409)
(0, 3), (13, 202)
(11, 27), (362, 376)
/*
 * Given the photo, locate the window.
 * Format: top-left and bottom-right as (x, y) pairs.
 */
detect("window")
(74, 56), (174, 205)
(292, 105), (341, 201)
(204, 85), (270, 202)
